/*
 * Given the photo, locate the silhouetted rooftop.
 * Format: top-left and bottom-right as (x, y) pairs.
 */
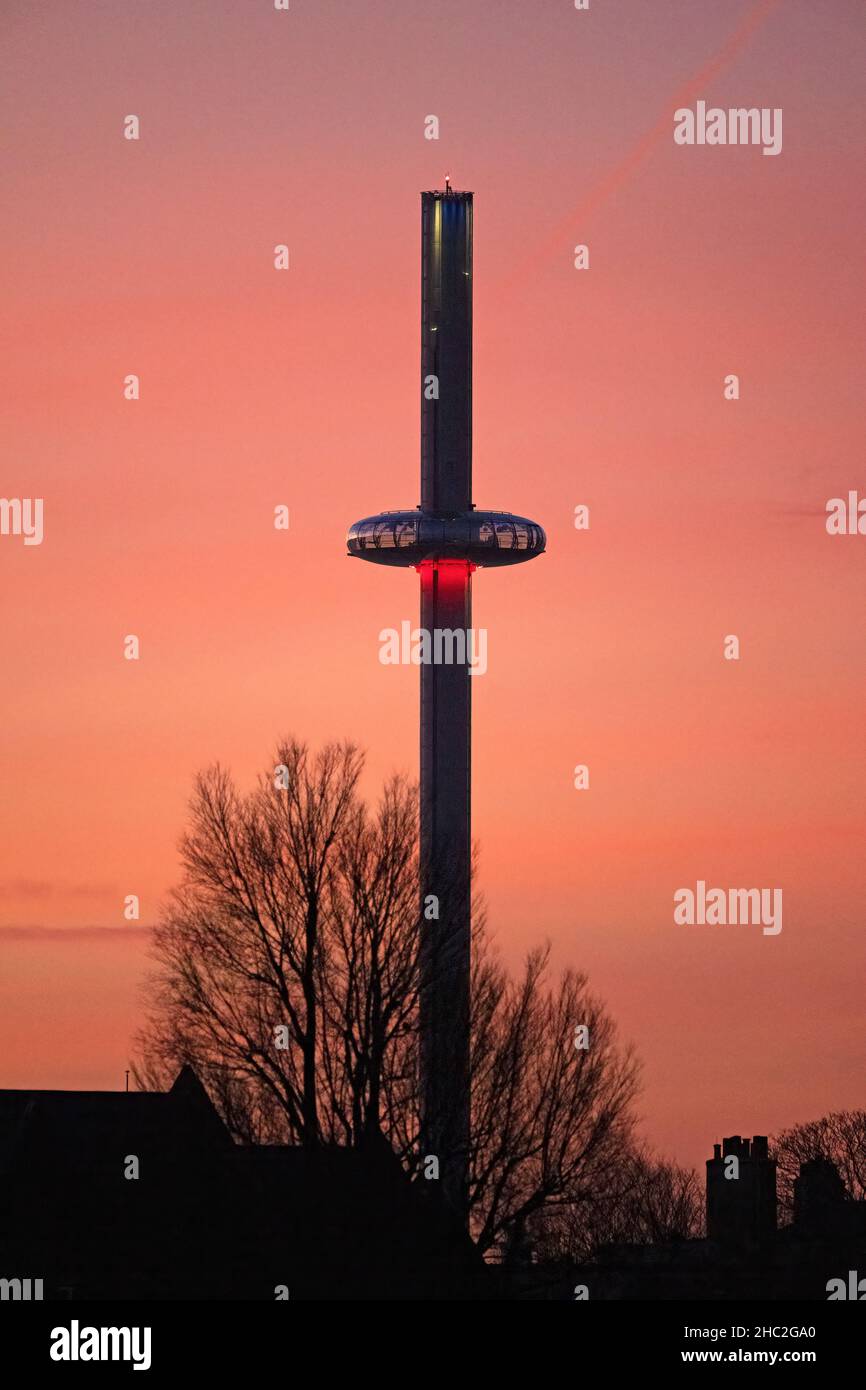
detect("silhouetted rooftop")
(0, 1068), (489, 1300)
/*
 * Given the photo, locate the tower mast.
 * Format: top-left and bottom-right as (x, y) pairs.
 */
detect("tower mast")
(418, 188), (474, 1216)
(347, 187), (545, 1224)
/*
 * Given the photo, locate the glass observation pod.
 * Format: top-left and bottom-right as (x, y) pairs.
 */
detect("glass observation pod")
(346, 509), (547, 568)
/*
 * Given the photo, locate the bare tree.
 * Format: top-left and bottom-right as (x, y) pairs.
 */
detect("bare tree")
(469, 944), (640, 1255)
(772, 1111), (866, 1218)
(134, 739), (364, 1145)
(318, 774), (420, 1151)
(135, 737), (641, 1253)
(528, 1149), (702, 1265)
(619, 1152), (703, 1244)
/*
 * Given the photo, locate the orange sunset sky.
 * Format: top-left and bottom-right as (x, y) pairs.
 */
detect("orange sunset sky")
(1, 0), (864, 1172)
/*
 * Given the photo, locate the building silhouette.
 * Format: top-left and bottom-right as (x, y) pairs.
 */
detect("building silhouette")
(509, 1132), (866, 1300)
(3, 1080), (865, 1301)
(794, 1157), (851, 1237)
(706, 1134), (777, 1247)
(0, 1068), (487, 1301)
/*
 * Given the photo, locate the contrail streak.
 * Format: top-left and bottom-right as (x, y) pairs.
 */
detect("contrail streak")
(500, 0), (786, 291)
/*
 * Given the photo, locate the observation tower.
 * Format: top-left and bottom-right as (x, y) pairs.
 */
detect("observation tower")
(346, 187), (545, 1220)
